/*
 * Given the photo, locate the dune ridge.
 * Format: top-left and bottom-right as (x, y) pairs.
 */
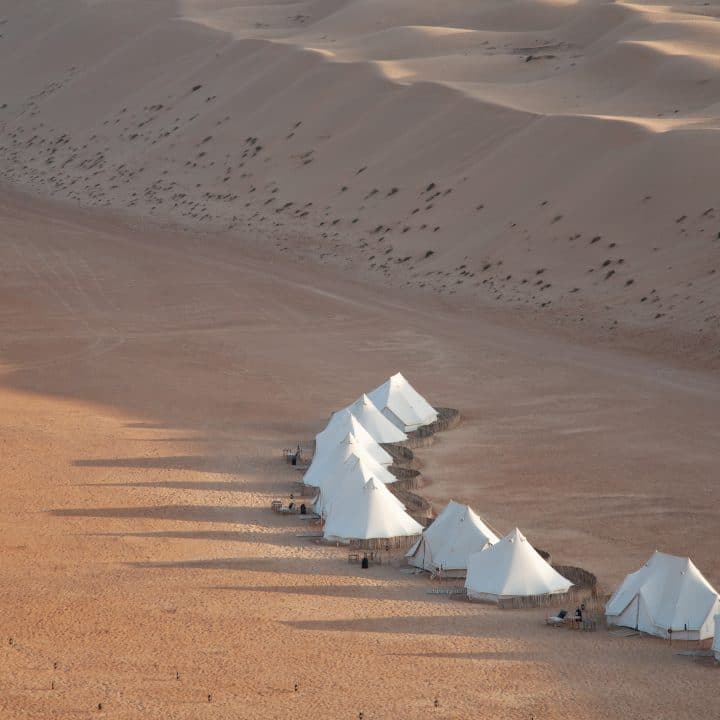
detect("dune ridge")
(1, 0), (720, 354)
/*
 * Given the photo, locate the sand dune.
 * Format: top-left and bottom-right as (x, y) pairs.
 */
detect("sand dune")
(2, 2), (720, 714)
(1, 0), (720, 356)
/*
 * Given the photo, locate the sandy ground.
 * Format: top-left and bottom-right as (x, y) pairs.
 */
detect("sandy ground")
(2, 0), (720, 717)
(1, 0), (720, 355)
(1, 190), (720, 719)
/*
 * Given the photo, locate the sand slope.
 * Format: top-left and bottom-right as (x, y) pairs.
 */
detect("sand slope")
(1, 0), (720, 351)
(2, 191), (720, 718)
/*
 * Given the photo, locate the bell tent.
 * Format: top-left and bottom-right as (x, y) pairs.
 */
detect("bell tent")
(605, 552), (720, 640)
(406, 500), (499, 576)
(341, 394), (408, 444)
(308, 444), (399, 520)
(314, 410), (392, 467)
(318, 453), (406, 517)
(465, 528), (572, 603)
(367, 372), (438, 432)
(713, 616), (720, 660)
(303, 432), (396, 489)
(322, 455), (422, 544)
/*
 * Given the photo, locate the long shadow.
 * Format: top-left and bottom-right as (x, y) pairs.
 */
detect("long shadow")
(124, 419), (312, 441)
(127, 556), (355, 578)
(78, 478), (296, 494)
(89, 530), (298, 548)
(388, 651), (529, 662)
(126, 437), (209, 443)
(81, 480), (258, 492)
(73, 455), (239, 474)
(206, 583), (416, 601)
(49, 504), (262, 524)
(124, 422), (180, 430)
(280, 615), (530, 639)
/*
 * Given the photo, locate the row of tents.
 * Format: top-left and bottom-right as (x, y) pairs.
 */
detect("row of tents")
(406, 500), (720, 646)
(304, 373), (438, 543)
(406, 501), (573, 601)
(299, 373), (720, 654)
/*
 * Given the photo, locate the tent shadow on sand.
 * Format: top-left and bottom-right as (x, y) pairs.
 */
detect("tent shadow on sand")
(206, 583), (417, 602)
(123, 419), (309, 438)
(388, 650), (529, 663)
(124, 436), (210, 443)
(126, 556), (361, 579)
(86, 529), (300, 549)
(76, 478), (288, 494)
(72, 455), (243, 474)
(49, 504), (260, 524)
(281, 615), (530, 641)
(123, 422), (179, 430)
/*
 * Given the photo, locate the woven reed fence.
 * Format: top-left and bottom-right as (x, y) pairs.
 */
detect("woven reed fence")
(381, 442), (415, 465)
(490, 566), (598, 609)
(553, 565), (598, 595)
(388, 484), (434, 523)
(402, 408), (461, 448)
(349, 534), (421, 552)
(388, 466), (422, 489)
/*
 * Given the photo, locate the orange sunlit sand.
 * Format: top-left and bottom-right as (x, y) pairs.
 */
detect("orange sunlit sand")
(2, 1), (720, 718)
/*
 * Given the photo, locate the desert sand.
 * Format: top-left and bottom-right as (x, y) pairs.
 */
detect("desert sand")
(1, 0), (720, 353)
(2, 190), (720, 718)
(2, 0), (720, 718)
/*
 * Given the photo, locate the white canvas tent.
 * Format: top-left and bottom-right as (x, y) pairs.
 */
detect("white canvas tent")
(406, 500), (499, 576)
(314, 411), (392, 467)
(713, 616), (720, 660)
(367, 372), (438, 432)
(605, 552), (720, 640)
(465, 528), (572, 602)
(322, 455), (422, 543)
(318, 453), (406, 519)
(303, 432), (396, 489)
(341, 394), (408, 444)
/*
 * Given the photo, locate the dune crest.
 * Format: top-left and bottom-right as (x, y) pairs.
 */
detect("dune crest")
(1, 0), (720, 353)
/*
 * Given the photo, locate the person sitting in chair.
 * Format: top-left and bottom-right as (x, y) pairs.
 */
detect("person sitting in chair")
(546, 609), (567, 626)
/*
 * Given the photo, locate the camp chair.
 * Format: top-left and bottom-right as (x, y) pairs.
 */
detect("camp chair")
(546, 609), (568, 627)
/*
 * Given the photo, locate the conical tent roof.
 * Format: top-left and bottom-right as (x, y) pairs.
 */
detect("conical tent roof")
(342, 394), (408, 444)
(304, 432), (397, 489)
(465, 528), (572, 602)
(322, 456), (422, 541)
(315, 410), (392, 467)
(367, 372), (438, 432)
(605, 552), (720, 640)
(316, 453), (405, 520)
(406, 500), (499, 573)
